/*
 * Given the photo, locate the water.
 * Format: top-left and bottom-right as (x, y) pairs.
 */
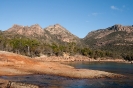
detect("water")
(0, 62), (133, 88)
(65, 62), (133, 76)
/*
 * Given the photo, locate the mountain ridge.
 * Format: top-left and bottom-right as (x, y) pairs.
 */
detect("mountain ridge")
(4, 23), (133, 39)
(4, 24), (83, 45)
(2, 23), (133, 45)
(6, 24), (44, 37)
(1, 23), (133, 60)
(84, 24), (133, 42)
(2, 24), (133, 45)
(83, 24), (133, 58)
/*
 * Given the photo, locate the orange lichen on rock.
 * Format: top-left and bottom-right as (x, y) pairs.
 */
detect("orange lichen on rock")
(0, 51), (125, 79)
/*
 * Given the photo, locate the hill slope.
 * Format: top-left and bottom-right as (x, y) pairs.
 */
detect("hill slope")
(83, 24), (133, 57)
(5, 24), (82, 44)
(1, 23), (133, 59)
(44, 24), (81, 43)
(0, 24), (86, 57)
(7, 24), (44, 36)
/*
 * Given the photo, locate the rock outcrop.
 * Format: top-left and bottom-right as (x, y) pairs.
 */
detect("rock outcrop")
(7, 24), (44, 36)
(0, 79), (39, 88)
(0, 51), (125, 79)
(45, 24), (80, 42)
(5, 24), (81, 43)
(108, 24), (133, 32)
(84, 24), (133, 47)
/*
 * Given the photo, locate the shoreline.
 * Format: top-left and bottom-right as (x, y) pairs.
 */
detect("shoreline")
(0, 51), (126, 80)
(34, 55), (127, 63)
(0, 78), (39, 88)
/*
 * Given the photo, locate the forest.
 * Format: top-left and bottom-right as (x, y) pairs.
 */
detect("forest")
(0, 32), (133, 61)
(0, 34), (116, 58)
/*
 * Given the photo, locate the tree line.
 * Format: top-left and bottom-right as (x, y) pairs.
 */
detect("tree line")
(0, 35), (132, 61)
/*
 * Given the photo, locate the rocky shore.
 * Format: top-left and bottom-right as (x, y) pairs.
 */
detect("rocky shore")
(0, 79), (39, 88)
(0, 51), (125, 79)
(34, 55), (125, 62)
(0, 51), (127, 88)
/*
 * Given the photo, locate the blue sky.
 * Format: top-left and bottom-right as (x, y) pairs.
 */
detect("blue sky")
(0, 0), (133, 38)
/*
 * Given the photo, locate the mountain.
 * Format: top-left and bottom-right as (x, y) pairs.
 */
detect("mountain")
(0, 24), (87, 57)
(4, 24), (83, 45)
(44, 24), (82, 43)
(6, 24), (44, 37)
(4, 23), (133, 48)
(83, 24), (133, 55)
(1, 23), (133, 59)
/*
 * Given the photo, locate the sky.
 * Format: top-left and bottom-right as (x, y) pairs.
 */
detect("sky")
(0, 0), (133, 38)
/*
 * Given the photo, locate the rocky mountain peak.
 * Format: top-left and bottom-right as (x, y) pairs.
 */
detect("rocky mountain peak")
(7, 24), (44, 36)
(84, 24), (133, 48)
(12, 24), (23, 27)
(8, 24), (24, 32)
(45, 24), (79, 42)
(5, 24), (81, 43)
(29, 24), (43, 34)
(45, 24), (70, 34)
(108, 24), (133, 32)
(53, 24), (67, 31)
(30, 24), (41, 29)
